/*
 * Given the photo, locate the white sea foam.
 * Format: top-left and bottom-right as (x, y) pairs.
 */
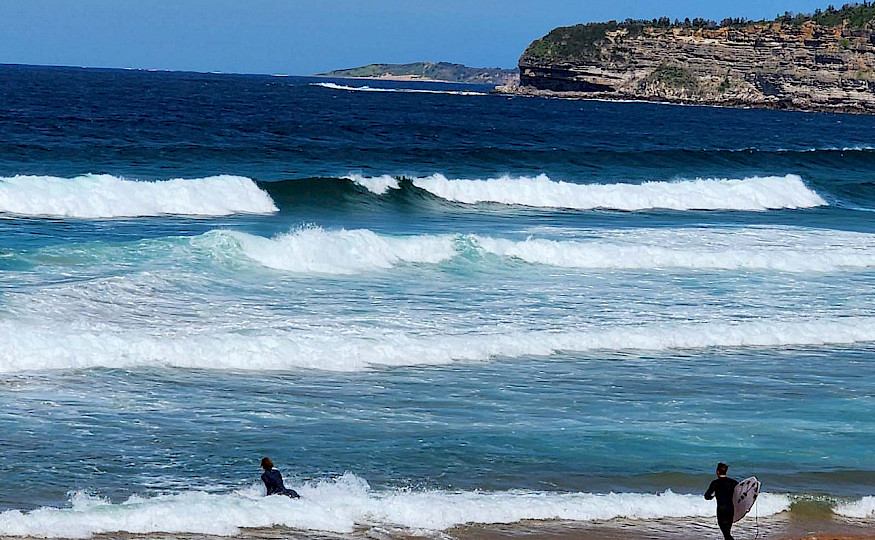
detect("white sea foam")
(778, 145), (875, 152)
(312, 82), (487, 96)
(2, 317), (875, 373)
(206, 226), (875, 274)
(0, 174), (278, 218)
(348, 174), (400, 195)
(0, 473), (790, 538)
(834, 495), (875, 518)
(345, 173), (827, 211)
(472, 228), (875, 272)
(214, 227), (457, 274)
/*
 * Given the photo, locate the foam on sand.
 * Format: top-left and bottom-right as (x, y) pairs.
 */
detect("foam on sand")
(0, 174), (278, 218)
(0, 474), (792, 538)
(345, 173), (827, 211)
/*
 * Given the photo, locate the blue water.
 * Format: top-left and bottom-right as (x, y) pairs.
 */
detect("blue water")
(0, 65), (873, 536)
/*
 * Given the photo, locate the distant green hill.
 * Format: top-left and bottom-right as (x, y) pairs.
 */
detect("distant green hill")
(317, 62), (518, 85)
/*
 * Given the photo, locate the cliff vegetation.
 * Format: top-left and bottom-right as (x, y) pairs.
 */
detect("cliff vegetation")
(523, 2), (875, 63)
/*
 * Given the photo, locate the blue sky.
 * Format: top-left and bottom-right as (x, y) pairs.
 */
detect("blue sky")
(0, 1), (832, 74)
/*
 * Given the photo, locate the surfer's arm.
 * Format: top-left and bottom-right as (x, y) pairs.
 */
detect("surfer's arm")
(704, 480), (716, 500)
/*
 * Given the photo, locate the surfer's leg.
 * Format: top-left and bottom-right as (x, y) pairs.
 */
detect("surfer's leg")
(716, 507), (734, 540)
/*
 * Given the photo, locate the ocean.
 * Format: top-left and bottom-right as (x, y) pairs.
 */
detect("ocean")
(0, 64), (872, 539)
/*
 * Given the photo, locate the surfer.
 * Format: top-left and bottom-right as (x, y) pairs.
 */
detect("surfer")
(260, 457), (300, 498)
(704, 462), (739, 540)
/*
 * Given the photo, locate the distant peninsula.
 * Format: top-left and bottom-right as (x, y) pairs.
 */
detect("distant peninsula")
(317, 62), (519, 85)
(497, 2), (875, 113)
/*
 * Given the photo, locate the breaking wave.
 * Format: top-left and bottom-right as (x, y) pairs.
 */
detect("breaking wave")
(3, 317), (875, 373)
(0, 473), (790, 538)
(311, 81), (487, 96)
(12, 225), (875, 276)
(344, 173), (827, 211)
(217, 228), (457, 274)
(835, 495), (875, 518)
(471, 228), (875, 272)
(211, 226), (875, 274)
(0, 174), (278, 218)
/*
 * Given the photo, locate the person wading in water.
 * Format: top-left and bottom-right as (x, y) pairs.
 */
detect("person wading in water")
(260, 457), (300, 498)
(704, 462), (739, 540)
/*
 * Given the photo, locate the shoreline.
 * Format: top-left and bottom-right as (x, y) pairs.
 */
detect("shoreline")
(17, 515), (871, 540)
(491, 85), (875, 116)
(453, 515), (875, 540)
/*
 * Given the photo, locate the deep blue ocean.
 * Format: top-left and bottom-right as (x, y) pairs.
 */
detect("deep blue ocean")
(0, 64), (873, 537)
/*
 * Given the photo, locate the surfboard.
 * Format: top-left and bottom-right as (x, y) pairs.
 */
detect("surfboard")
(732, 476), (760, 522)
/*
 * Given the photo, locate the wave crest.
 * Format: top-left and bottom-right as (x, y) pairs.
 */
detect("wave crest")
(345, 173), (827, 211)
(210, 227), (457, 274)
(835, 495), (875, 518)
(205, 226), (875, 274)
(0, 174), (278, 218)
(472, 228), (875, 272)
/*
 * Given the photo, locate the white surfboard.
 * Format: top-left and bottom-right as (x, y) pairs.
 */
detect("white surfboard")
(733, 476), (760, 522)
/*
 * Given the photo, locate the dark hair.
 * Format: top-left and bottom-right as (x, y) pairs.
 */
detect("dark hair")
(260, 457), (273, 471)
(716, 462), (729, 475)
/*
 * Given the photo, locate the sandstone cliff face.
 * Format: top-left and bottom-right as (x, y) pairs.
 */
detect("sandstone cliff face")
(511, 21), (875, 113)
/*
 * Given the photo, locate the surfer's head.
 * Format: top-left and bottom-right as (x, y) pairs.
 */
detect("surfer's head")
(260, 457), (274, 471)
(716, 462), (728, 476)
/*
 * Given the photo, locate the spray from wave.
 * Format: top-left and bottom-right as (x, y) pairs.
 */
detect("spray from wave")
(311, 81), (487, 96)
(344, 173), (827, 211)
(0, 174), (278, 218)
(0, 473), (791, 538)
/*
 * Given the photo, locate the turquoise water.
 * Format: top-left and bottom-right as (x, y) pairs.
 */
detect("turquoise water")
(0, 65), (873, 537)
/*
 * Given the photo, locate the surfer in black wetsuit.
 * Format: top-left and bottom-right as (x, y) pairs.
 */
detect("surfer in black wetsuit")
(704, 462), (739, 540)
(260, 457), (300, 498)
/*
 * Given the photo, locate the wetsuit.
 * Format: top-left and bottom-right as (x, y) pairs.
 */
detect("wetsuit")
(261, 468), (300, 498)
(705, 476), (739, 540)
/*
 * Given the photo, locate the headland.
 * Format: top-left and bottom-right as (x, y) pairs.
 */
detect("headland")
(317, 62), (518, 85)
(496, 3), (875, 114)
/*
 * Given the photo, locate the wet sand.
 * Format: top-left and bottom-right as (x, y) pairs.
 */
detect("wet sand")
(453, 516), (875, 540)
(7, 516), (868, 540)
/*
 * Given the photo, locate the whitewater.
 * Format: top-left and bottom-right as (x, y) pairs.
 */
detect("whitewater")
(345, 173), (828, 211)
(1, 66), (873, 540)
(0, 174), (277, 217)
(0, 474), (795, 538)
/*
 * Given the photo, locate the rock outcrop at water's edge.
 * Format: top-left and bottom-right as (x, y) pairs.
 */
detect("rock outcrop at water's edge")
(497, 5), (875, 113)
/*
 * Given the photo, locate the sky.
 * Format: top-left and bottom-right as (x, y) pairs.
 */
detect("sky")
(0, 0), (834, 75)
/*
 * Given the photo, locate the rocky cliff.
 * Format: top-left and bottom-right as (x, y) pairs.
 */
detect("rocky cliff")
(503, 8), (875, 113)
